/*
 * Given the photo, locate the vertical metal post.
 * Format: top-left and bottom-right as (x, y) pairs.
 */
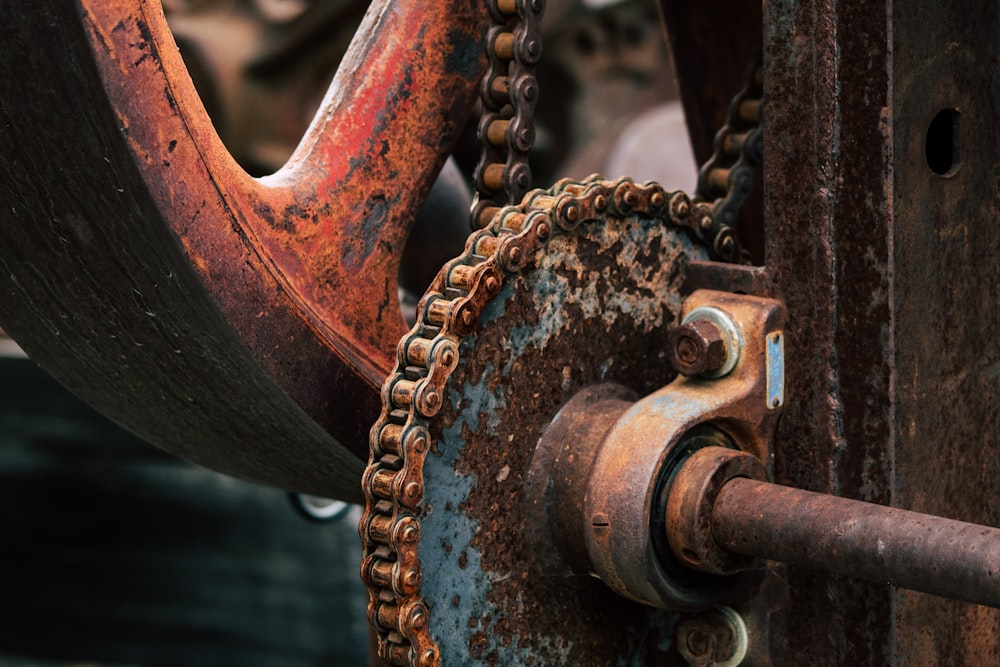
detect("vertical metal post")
(764, 0), (1000, 664)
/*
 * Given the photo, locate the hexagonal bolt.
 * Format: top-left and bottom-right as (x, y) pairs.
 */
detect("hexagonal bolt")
(675, 607), (748, 667)
(668, 319), (728, 377)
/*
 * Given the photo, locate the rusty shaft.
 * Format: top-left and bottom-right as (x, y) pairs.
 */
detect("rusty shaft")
(711, 477), (1000, 608)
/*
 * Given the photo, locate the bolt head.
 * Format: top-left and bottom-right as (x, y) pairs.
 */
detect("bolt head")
(676, 610), (739, 665)
(669, 319), (728, 376)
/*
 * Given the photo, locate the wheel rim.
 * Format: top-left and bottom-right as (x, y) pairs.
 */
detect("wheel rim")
(0, 0), (488, 499)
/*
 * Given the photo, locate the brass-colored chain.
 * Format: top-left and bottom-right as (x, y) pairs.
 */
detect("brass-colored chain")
(469, 0), (546, 230)
(359, 176), (704, 667)
(694, 61), (764, 263)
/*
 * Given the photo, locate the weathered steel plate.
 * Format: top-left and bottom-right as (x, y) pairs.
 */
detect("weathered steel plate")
(764, 1), (1000, 664)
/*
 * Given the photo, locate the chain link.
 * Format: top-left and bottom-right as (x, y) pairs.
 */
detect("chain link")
(694, 61), (764, 263)
(470, 0), (546, 230)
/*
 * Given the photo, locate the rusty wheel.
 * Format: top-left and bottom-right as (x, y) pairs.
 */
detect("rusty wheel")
(0, 0), (488, 500)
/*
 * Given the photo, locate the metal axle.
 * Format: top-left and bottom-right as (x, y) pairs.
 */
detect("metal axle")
(710, 476), (1000, 608)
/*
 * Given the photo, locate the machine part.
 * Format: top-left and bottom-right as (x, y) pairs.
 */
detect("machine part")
(0, 0), (755, 495)
(550, 298), (1000, 614)
(705, 473), (1000, 608)
(665, 447), (765, 576)
(655, 444), (1000, 608)
(0, 0), (489, 500)
(532, 383), (640, 576)
(675, 607), (748, 667)
(668, 319), (729, 378)
(693, 61), (763, 264)
(764, 331), (783, 410)
(166, 1), (476, 303)
(538, 290), (784, 609)
(470, 0), (546, 228)
(762, 3), (999, 663)
(363, 176), (711, 665)
(672, 306), (742, 378)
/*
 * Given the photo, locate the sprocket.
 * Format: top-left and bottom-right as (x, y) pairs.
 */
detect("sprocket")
(362, 176), (714, 665)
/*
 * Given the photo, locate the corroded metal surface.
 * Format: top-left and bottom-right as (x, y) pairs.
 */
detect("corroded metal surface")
(0, 0), (487, 498)
(764, 1), (1000, 664)
(568, 291), (785, 609)
(889, 4), (1000, 664)
(418, 184), (708, 663)
(711, 477), (1000, 608)
(665, 447), (767, 578)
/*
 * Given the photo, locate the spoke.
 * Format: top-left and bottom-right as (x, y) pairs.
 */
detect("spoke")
(0, 0), (487, 498)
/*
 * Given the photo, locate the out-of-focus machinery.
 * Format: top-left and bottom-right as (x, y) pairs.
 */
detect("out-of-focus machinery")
(0, 1), (997, 665)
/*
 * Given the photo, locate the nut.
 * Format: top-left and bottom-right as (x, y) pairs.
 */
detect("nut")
(669, 319), (728, 376)
(675, 607), (747, 667)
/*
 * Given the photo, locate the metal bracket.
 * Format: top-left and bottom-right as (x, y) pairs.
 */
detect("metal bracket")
(534, 289), (785, 609)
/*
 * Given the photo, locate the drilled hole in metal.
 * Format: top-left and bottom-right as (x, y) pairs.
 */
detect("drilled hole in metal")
(925, 108), (961, 176)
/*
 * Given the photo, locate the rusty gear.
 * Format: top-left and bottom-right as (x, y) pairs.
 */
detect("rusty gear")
(360, 175), (720, 665)
(361, 41), (765, 665)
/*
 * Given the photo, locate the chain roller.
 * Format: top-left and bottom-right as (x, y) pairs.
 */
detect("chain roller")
(470, 0), (546, 230)
(694, 61), (764, 263)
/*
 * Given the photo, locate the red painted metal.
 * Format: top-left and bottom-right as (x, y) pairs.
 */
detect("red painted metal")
(0, 0), (487, 499)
